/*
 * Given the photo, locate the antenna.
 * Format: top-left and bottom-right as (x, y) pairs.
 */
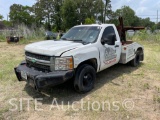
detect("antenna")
(157, 10), (159, 24)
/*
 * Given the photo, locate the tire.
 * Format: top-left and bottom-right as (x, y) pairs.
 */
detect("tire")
(130, 51), (141, 67)
(74, 64), (96, 93)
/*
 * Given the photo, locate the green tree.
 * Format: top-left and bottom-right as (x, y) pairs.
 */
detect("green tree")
(51, 0), (63, 31)
(141, 18), (155, 28)
(104, 5), (156, 30)
(110, 6), (155, 28)
(61, 0), (105, 29)
(31, 0), (109, 30)
(32, 2), (45, 27)
(104, 0), (112, 23)
(9, 4), (34, 26)
(92, 0), (104, 23)
(61, 0), (78, 30)
(156, 22), (160, 29)
(33, 0), (55, 30)
(132, 16), (142, 26)
(134, 17), (155, 28)
(33, 0), (64, 31)
(0, 14), (3, 20)
(85, 17), (95, 24)
(2, 20), (12, 27)
(76, 0), (106, 23)
(115, 6), (136, 26)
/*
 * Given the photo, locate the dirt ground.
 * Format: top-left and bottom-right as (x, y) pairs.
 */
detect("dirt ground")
(0, 41), (160, 120)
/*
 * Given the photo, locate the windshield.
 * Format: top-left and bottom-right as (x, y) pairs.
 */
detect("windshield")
(61, 26), (101, 43)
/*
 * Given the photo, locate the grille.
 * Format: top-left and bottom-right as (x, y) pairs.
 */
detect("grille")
(26, 60), (50, 72)
(25, 52), (51, 61)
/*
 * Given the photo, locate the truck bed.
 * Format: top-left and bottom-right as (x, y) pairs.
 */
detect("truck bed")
(119, 40), (140, 64)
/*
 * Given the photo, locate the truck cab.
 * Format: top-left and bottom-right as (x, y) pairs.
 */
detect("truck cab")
(15, 22), (144, 93)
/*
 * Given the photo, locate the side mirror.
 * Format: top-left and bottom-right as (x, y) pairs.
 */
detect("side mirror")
(101, 34), (116, 45)
(101, 37), (109, 45)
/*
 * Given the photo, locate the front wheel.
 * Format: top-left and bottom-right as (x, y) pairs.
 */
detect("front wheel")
(74, 64), (96, 93)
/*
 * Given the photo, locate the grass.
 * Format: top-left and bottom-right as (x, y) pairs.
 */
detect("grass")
(0, 25), (45, 43)
(143, 83), (150, 90)
(153, 95), (160, 104)
(0, 33), (160, 119)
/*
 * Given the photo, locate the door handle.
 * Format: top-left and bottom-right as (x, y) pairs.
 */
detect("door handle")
(115, 45), (119, 48)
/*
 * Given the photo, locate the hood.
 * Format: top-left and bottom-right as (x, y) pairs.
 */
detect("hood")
(25, 40), (84, 56)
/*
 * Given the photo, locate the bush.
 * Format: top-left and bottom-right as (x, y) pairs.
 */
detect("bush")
(0, 24), (45, 43)
(128, 30), (160, 43)
(84, 17), (95, 24)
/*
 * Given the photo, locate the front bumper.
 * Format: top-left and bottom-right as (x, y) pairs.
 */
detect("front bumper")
(14, 61), (74, 90)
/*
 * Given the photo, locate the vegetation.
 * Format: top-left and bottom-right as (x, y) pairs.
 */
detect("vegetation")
(0, 0), (158, 43)
(85, 17), (95, 24)
(9, 4), (34, 26)
(0, 0), (156, 31)
(0, 14), (3, 20)
(6, 0), (110, 31)
(129, 30), (160, 43)
(0, 2), (159, 44)
(0, 25), (45, 42)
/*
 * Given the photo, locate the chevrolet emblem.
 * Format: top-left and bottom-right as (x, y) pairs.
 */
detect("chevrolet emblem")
(31, 58), (36, 63)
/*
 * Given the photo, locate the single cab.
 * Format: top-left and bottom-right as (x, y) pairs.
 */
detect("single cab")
(14, 22), (144, 93)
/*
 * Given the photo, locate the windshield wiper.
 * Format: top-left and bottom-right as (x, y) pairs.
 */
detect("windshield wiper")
(62, 38), (83, 42)
(61, 38), (89, 44)
(71, 39), (90, 45)
(71, 39), (83, 42)
(61, 38), (68, 40)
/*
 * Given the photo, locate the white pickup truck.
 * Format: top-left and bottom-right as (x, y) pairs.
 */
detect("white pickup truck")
(14, 23), (144, 93)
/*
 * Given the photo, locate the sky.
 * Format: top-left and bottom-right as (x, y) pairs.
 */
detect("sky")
(0, 0), (35, 19)
(0, 0), (160, 22)
(111, 0), (160, 23)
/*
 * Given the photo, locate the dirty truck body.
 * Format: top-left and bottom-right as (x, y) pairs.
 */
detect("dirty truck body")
(14, 22), (144, 93)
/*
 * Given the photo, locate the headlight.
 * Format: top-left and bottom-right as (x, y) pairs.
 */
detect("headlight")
(55, 57), (73, 70)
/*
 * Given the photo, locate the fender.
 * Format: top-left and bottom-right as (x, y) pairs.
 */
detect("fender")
(61, 45), (100, 71)
(133, 42), (144, 54)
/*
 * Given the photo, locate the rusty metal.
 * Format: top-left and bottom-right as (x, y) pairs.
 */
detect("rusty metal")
(116, 17), (145, 42)
(6, 36), (23, 43)
(6, 30), (23, 43)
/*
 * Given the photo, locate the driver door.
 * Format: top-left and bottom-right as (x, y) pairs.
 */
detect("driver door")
(99, 26), (121, 71)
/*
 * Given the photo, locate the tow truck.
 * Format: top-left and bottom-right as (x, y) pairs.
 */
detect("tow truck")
(14, 17), (144, 93)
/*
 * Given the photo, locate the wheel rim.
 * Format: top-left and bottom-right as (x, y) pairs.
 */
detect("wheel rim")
(83, 72), (93, 88)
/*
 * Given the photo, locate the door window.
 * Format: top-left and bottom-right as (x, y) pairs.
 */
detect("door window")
(101, 26), (116, 45)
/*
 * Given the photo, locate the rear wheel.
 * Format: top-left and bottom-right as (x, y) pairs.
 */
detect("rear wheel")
(130, 51), (141, 67)
(74, 64), (96, 93)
